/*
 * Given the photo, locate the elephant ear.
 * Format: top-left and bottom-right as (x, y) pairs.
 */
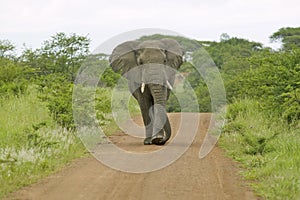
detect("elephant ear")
(160, 38), (184, 70)
(109, 41), (140, 76)
(160, 38), (183, 87)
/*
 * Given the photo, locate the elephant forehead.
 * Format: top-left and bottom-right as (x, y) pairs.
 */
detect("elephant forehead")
(139, 48), (165, 60)
(143, 63), (163, 71)
(144, 64), (174, 77)
(138, 40), (164, 49)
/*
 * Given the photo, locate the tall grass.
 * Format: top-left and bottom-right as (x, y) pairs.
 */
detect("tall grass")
(220, 99), (300, 200)
(0, 85), (141, 198)
(0, 89), (85, 198)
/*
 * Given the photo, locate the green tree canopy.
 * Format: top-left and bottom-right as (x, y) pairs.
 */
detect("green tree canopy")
(22, 32), (90, 80)
(270, 27), (300, 50)
(201, 35), (263, 68)
(0, 39), (15, 59)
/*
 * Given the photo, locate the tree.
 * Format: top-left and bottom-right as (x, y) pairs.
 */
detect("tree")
(226, 49), (300, 122)
(220, 33), (230, 42)
(23, 32), (90, 79)
(201, 37), (263, 68)
(270, 27), (300, 50)
(0, 40), (15, 59)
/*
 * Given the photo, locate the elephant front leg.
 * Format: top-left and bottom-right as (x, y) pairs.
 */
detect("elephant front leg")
(151, 104), (170, 145)
(143, 105), (154, 145)
(132, 86), (154, 145)
(149, 84), (170, 145)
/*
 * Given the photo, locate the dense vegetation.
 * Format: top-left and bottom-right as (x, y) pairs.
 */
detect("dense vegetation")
(0, 27), (299, 199)
(207, 29), (300, 199)
(0, 34), (117, 197)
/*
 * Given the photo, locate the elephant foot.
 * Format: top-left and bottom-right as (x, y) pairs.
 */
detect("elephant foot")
(144, 137), (152, 145)
(151, 134), (166, 145)
(153, 139), (166, 145)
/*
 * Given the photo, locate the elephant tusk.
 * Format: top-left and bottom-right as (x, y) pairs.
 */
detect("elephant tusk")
(166, 81), (173, 90)
(141, 82), (145, 93)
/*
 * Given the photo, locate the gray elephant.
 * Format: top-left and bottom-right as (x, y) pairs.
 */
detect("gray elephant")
(109, 38), (183, 145)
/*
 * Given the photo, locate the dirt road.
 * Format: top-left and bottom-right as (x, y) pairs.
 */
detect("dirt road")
(8, 113), (259, 200)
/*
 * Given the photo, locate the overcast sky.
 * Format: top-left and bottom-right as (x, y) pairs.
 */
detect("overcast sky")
(0, 0), (299, 52)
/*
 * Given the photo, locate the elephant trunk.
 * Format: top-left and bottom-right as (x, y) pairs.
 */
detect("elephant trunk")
(149, 83), (167, 106)
(149, 84), (171, 143)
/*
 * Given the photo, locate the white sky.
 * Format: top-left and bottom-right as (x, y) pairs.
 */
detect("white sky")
(0, 0), (299, 52)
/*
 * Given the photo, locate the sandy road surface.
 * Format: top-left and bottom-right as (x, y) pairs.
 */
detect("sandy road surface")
(8, 113), (259, 200)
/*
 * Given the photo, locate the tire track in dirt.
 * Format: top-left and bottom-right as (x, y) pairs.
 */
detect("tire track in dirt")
(7, 113), (260, 200)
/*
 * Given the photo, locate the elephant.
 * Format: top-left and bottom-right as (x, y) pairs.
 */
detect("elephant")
(109, 38), (183, 145)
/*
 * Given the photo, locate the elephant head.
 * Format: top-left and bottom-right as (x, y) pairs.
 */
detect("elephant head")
(109, 38), (183, 145)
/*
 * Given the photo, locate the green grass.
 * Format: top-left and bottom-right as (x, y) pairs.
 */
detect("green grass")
(0, 85), (141, 198)
(0, 89), (85, 198)
(0, 92), (52, 148)
(220, 99), (300, 200)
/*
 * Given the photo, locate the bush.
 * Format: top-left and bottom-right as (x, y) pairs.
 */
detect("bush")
(0, 58), (29, 97)
(0, 90), (85, 198)
(37, 74), (75, 130)
(37, 73), (114, 130)
(226, 49), (300, 123)
(220, 99), (300, 199)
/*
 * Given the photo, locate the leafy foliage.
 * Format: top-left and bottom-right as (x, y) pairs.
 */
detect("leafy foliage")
(226, 49), (300, 122)
(221, 99), (300, 199)
(37, 74), (75, 130)
(270, 27), (300, 50)
(0, 90), (85, 198)
(201, 36), (263, 68)
(21, 32), (90, 80)
(0, 58), (30, 97)
(0, 40), (16, 59)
